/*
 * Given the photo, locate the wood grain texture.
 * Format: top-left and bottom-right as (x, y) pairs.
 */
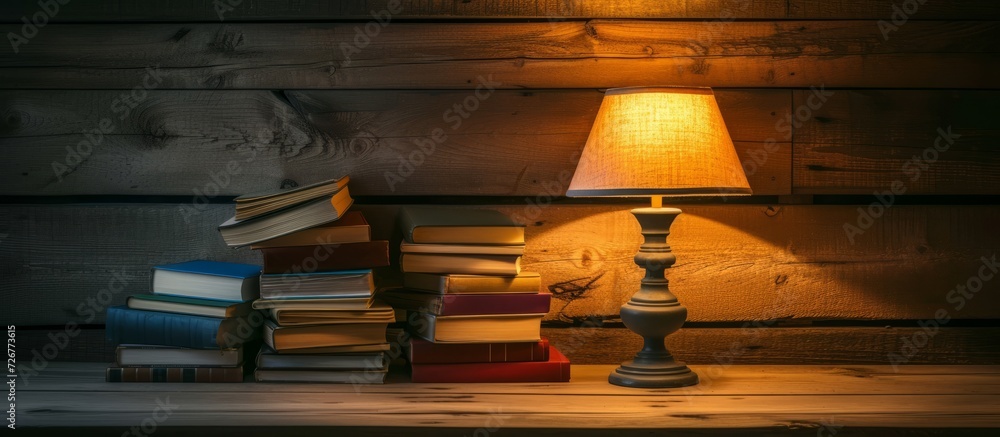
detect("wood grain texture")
(3, 204), (999, 326)
(793, 90), (1000, 194)
(790, 0), (1000, 19)
(0, 89), (789, 196)
(18, 326), (1000, 366)
(0, 0), (788, 21)
(2, 21), (997, 89)
(16, 363), (1000, 430)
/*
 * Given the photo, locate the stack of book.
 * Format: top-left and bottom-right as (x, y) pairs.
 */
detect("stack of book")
(105, 260), (262, 382)
(219, 177), (394, 383)
(381, 207), (570, 383)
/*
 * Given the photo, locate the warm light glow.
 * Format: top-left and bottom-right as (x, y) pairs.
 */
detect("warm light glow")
(567, 87), (752, 197)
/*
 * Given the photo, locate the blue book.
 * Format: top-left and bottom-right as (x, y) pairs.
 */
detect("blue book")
(152, 260), (261, 302)
(106, 306), (258, 350)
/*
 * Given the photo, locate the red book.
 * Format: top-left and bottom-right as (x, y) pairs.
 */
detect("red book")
(260, 241), (390, 274)
(105, 366), (244, 383)
(410, 345), (570, 383)
(410, 338), (549, 364)
(381, 290), (551, 316)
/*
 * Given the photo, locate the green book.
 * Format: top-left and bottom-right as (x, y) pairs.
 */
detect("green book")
(398, 207), (525, 245)
(126, 294), (254, 318)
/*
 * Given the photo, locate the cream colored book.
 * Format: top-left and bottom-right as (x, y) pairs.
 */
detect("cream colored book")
(399, 206), (525, 245)
(400, 253), (520, 276)
(219, 187), (354, 247)
(235, 176), (350, 221)
(412, 313), (544, 343)
(403, 272), (541, 294)
(263, 319), (388, 350)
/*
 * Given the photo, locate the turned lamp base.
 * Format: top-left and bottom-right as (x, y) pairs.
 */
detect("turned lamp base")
(608, 206), (699, 388)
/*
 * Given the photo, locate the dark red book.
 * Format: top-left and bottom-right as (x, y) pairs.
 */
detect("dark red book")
(105, 365), (244, 383)
(410, 345), (570, 383)
(381, 289), (551, 316)
(410, 337), (549, 364)
(260, 241), (390, 274)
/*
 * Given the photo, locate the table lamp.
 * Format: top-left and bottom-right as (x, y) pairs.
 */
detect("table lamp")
(567, 87), (751, 388)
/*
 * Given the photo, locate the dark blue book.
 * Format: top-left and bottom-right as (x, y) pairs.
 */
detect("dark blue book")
(152, 260), (261, 302)
(106, 306), (258, 350)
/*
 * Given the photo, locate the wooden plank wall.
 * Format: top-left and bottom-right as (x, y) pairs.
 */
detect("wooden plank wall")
(2, 0), (998, 366)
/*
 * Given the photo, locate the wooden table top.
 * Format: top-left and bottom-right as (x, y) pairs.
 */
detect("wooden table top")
(15, 363), (1000, 435)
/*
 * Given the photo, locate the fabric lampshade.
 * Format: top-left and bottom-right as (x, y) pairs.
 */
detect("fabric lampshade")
(566, 87), (752, 197)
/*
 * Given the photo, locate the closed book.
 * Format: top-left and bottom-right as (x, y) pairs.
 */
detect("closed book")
(403, 272), (541, 294)
(253, 297), (373, 311)
(219, 186), (354, 247)
(399, 207), (525, 245)
(270, 343), (390, 355)
(400, 253), (520, 276)
(127, 294), (254, 318)
(116, 344), (243, 367)
(400, 242), (524, 256)
(106, 365), (245, 383)
(261, 241), (390, 274)
(260, 269), (374, 300)
(255, 368), (386, 384)
(412, 312), (544, 343)
(263, 319), (388, 351)
(256, 345), (387, 370)
(106, 306), (258, 350)
(250, 211), (371, 249)
(268, 302), (396, 326)
(381, 289), (551, 316)
(410, 346), (570, 383)
(152, 260), (261, 302)
(235, 177), (349, 221)
(409, 338), (549, 364)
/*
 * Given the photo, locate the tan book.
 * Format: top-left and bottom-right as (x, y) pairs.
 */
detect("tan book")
(219, 187), (354, 247)
(400, 253), (521, 276)
(403, 272), (541, 294)
(271, 343), (390, 355)
(400, 241), (524, 255)
(268, 302), (396, 326)
(253, 297), (373, 311)
(235, 176), (349, 221)
(413, 313), (544, 343)
(399, 206), (524, 245)
(250, 211), (371, 249)
(263, 319), (388, 350)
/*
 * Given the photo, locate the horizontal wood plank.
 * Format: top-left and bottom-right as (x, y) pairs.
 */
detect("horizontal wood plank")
(0, 0), (788, 21)
(793, 90), (1000, 194)
(2, 21), (996, 89)
(0, 89), (790, 196)
(3, 204), (999, 326)
(17, 326), (1000, 366)
(16, 363), (1000, 430)
(790, 0), (1000, 19)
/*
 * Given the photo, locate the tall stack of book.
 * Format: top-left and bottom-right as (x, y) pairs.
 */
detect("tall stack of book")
(219, 177), (394, 383)
(105, 260), (262, 382)
(381, 207), (570, 383)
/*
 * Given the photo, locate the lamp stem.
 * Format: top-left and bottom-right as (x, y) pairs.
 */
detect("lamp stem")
(608, 206), (699, 388)
(651, 196), (662, 209)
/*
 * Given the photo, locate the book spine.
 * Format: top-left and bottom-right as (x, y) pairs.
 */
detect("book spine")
(410, 339), (549, 364)
(410, 359), (569, 383)
(106, 306), (224, 349)
(106, 366), (244, 383)
(261, 241), (390, 274)
(437, 293), (551, 316)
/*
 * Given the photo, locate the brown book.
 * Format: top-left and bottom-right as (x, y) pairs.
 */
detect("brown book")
(105, 365), (244, 383)
(250, 211), (371, 249)
(260, 241), (390, 274)
(399, 206), (525, 245)
(263, 319), (389, 350)
(403, 272), (541, 294)
(400, 253), (520, 276)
